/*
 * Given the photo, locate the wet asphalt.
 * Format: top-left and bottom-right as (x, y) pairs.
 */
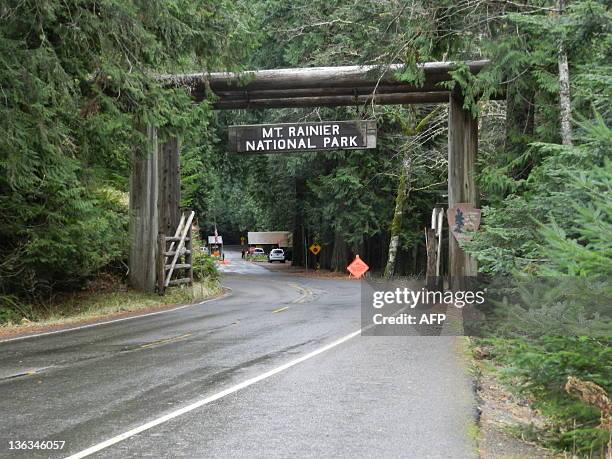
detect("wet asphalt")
(0, 249), (477, 459)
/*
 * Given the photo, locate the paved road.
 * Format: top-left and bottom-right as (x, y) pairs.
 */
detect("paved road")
(0, 248), (477, 458)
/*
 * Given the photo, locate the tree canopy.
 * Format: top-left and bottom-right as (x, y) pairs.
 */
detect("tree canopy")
(0, 2), (610, 452)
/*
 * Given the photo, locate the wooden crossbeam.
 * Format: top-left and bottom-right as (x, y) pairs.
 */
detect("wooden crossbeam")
(165, 236), (190, 242)
(157, 60), (503, 108)
(168, 278), (192, 286)
(214, 92), (450, 109)
(165, 263), (191, 270)
(165, 250), (191, 256)
(164, 213), (186, 265)
(209, 82), (449, 100)
(161, 60), (489, 91)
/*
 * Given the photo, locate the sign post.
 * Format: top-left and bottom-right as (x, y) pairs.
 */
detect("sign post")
(309, 243), (321, 270)
(229, 121), (376, 154)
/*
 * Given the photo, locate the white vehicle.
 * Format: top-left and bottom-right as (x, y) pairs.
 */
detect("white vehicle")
(268, 248), (285, 263)
(251, 248), (265, 256)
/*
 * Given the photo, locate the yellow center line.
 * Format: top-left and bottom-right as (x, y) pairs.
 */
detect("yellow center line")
(139, 333), (192, 349)
(272, 306), (289, 313)
(288, 282), (314, 304)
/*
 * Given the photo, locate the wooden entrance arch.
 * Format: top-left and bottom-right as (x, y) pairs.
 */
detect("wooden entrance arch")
(129, 60), (495, 292)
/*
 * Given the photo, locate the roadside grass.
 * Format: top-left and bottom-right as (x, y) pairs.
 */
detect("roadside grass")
(470, 337), (611, 458)
(457, 337), (484, 454)
(0, 278), (221, 335)
(246, 254), (268, 262)
(467, 420), (481, 444)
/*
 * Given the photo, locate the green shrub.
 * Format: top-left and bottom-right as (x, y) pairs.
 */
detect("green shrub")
(190, 237), (220, 282)
(469, 119), (611, 456)
(0, 294), (25, 324)
(0, 183), (128, 299)
(480, 336), (610, 455)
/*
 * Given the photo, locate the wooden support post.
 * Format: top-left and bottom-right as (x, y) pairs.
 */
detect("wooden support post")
(128, 125), (159, 292)
(425, 227), (439, 291)
(436, 211), (443, 278)
(185, 221), (193, 285)
(157, 233), (166, 295)
(448, 88), (479, 290)
(158, 137), (181, 236)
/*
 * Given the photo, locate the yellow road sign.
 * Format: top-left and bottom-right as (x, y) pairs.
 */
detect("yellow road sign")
(309, 243), (321, 255)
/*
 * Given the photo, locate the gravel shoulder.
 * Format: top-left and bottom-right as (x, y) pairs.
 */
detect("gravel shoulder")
(476, 364), (561, 458)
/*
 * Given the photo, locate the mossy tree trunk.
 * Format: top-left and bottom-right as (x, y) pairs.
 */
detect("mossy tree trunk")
(384, 153), (411, 278)
(557, 0), (573, 146)
(383, 107), (441, 279)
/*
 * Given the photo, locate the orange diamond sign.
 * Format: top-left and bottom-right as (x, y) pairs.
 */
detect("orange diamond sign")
(347, 255), (369, 278)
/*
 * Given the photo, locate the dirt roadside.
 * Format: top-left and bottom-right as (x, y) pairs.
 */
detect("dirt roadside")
(475, 362), (561, 458)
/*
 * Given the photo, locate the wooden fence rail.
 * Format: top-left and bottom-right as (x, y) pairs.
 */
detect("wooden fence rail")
(157, 210), (195, 294)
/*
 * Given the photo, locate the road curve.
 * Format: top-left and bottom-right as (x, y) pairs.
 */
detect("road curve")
(0, 250), (477, 458)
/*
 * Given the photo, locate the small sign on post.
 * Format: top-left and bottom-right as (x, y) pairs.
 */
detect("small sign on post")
(309, 243), (321, 255)
(229, 121), (376, 154)
(347, 255), (369, 279)
(447, 203), (481, 242)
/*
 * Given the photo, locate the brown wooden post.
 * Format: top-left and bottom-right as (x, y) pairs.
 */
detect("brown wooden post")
(158, 137), (181, 236)
(425, 227), (438, 290)
(448, 88), (479, 290)
(185, 221), (193, 285)
(157, 233), (166, 295)
(128, 124), (159, 292)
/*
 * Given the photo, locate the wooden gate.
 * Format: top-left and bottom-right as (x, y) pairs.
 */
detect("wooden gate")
(157, 210), (194, 294)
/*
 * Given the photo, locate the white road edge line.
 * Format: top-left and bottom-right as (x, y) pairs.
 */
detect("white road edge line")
(65, 328), (362, 459)
(0, 290), (231, 344)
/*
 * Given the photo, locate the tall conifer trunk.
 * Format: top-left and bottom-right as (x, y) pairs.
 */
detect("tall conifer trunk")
(558, 0), (573, 145)
(292, 177), (306, 266)
(330, 231), (348, 272)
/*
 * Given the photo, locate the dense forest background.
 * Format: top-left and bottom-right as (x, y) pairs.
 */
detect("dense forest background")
(0, 0), (610, 455)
